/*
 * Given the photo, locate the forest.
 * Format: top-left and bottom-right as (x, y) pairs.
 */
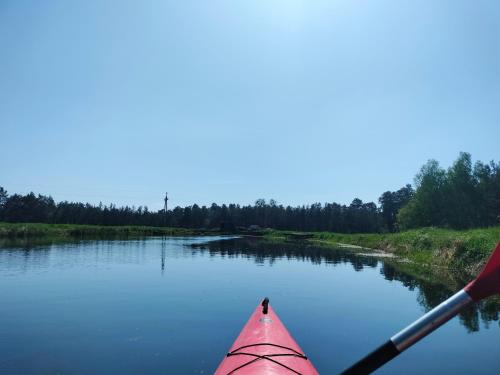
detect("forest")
(1, 152), (499, 233)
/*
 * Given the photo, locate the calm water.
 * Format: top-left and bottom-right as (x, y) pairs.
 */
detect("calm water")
(0, 236), (498, 374)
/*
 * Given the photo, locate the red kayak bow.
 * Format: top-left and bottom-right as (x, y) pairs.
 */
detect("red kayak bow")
(215, 298), (318, 375)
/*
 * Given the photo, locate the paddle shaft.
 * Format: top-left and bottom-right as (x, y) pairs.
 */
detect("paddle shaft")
(341, 289), (473, 374)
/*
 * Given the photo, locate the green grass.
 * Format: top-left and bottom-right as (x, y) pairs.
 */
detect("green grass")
(264, 227), (500, 274)
(0, 222), (209, 239)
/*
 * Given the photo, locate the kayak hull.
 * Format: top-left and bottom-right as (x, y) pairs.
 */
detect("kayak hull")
(215, 300), (318, 374)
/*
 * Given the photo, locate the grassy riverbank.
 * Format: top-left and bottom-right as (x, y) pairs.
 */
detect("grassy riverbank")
(0, 222), (207, 239)
(265, 227), (500, 274)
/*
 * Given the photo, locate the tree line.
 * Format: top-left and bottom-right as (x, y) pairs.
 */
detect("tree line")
(1, 152), (498, 233)
(398, 152), (500, 229)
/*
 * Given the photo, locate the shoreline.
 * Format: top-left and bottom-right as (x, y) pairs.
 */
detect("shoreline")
(263, 227), (500, 276)
(2, 222), (499, 275)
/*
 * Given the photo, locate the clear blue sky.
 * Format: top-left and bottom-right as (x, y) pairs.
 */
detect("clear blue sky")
(1, 0), (499, 210)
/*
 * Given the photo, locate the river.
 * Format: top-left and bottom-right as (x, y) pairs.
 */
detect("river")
(0, 236), (498, 374)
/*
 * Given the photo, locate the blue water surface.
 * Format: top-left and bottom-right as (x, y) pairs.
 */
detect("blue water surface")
(0, 236), (498, 374)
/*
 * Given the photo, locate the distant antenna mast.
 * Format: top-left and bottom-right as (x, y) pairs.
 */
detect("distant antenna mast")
(164, 192), (169, 225)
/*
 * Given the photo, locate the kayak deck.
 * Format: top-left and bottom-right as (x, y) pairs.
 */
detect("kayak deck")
(215, 298), (318, 374)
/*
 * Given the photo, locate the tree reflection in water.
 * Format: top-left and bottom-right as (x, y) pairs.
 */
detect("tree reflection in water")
(1, 235), (497, 333)
(190, 237), (500, 332)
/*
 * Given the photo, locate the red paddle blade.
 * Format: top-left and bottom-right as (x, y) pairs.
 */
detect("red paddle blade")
(464, 242), (500, 301)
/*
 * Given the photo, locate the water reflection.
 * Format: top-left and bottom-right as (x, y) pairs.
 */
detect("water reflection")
(189, 237), (380, 269)
(1, 235), (498, 333)
(0, 236), (232, 273)
(161, 243), (166, 275)
(189, 237), (500, 332)
(380, 262), (500, 332)
(0, 237), (157, 274)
